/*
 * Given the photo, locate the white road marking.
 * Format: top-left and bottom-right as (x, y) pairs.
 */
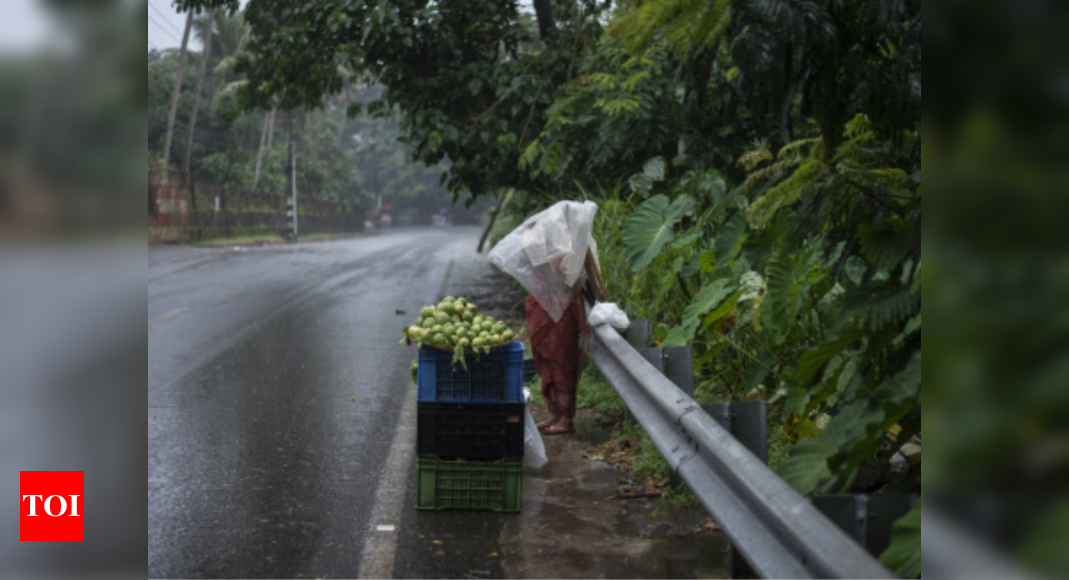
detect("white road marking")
(376, 525), (396, 532)
(357, 383), (417, 579)
(148, 307), (189, 326)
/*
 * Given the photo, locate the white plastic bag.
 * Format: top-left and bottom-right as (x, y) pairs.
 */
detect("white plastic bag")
(522, 387), (547, 469)
(588, 302), (630, 330)
(489, 200), (599, 322)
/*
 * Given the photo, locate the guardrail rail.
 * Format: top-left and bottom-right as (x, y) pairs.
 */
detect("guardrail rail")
(589, 323), (895, 579)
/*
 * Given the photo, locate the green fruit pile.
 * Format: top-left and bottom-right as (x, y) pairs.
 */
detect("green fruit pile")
(401, 296), (516, 354)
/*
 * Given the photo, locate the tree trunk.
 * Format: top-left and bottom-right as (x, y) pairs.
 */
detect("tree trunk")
(266, 109), (276, 150)
(182, 8), (216, 175)
(250, 111), (269, 191)
(532, 0), (557, 41)
(162, 11), (194, 168)
(336, 87), (349, 146)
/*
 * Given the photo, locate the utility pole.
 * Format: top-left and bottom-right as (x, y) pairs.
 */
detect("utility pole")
(287, 116), (298, 242)
(292, 142), (298, 241)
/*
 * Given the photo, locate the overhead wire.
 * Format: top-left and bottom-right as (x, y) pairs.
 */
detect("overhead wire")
(148, 0), (186, 38)
(148, 15), (183, 45)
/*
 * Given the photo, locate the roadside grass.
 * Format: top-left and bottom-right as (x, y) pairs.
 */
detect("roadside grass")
(198, 234), (286, 246)
(198, 232), (361, 246)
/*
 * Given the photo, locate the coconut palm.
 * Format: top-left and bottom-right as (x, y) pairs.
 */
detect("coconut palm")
(181, 8), (215, 174)
(161, 10), (194, 168)
(194, 10), (250, 91)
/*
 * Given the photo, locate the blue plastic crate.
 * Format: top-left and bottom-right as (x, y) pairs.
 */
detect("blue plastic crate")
(417, 342), (524, 403)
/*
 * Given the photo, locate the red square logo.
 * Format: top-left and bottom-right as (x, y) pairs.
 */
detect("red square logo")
(20, 471), (84, 541)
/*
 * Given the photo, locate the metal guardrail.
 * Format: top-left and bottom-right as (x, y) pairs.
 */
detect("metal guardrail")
(921, 510), (1027, 580)
(589, 323), (894, 579)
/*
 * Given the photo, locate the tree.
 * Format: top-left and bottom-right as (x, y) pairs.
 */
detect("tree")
(161, 10), (193, 168)
(205, 10), (249, 86)
(236, 0), (608, 204)
(182, 8), (216, 175)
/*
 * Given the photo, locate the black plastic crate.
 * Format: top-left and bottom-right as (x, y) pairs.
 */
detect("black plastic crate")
(417, 402), (525, 460)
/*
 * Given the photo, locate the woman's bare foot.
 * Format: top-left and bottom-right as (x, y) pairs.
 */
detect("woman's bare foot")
(543, 417), (574, 434)
(536, 415), (562, 432)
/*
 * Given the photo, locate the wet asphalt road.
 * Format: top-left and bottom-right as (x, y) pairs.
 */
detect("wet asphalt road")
(148, 227), (488, 578)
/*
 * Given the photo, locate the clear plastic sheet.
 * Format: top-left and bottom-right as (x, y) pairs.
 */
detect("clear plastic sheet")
(489, 201), (599, 322)
(588, 302), (630, 330)
(522, 387), (547, 469)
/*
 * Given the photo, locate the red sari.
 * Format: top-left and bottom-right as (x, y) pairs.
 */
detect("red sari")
(526, 294), (589, 419)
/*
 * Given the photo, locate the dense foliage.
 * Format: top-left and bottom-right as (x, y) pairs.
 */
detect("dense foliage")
(236, 0), (608, 202)
(149, 3), (454, 210)
(236, 0), (922, 574)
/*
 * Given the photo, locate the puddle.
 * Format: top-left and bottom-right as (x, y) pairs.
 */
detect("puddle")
(500, 415), (732, 579)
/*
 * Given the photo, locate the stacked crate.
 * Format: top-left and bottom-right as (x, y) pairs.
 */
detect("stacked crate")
(415, 341), (525, 513)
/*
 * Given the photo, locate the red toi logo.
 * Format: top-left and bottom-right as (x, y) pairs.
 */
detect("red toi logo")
(20, 471), (84, 541)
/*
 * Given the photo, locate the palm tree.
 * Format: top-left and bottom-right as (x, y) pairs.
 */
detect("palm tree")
(193, 10), (249, 94)
(181, 8), (216, 175)
(161, 10), (194, 168)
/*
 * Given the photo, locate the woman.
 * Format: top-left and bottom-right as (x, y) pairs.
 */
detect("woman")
(526, 290), (588, 434)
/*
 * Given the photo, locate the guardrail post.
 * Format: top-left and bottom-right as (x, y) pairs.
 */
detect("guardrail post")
(662, 346), (694, 489)
(620, 322), (649, 427)
(865, 493), (915, 557)
(700, 401), (768, 463)
(704, 403), (731, 431)
(813, 493), (915, 559)
(636, 348), (663, 372)
(624, 319), (649, 349)
(662, 347), (694, 398)
(702, 401), (768, 579)
(812, 496), (869, 551)
(730, 401), (768, 465)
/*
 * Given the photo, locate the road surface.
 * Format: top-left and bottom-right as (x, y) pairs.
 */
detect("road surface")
(149, 227), (492, 578)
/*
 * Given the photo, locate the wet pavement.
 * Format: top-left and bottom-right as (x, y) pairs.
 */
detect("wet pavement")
(395, 410), (731, 580)
(149, 227), (731, 578)
(149, 228), (473, 578)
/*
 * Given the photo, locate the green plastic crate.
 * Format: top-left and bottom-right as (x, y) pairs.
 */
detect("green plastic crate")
(416, 457), (522, 513)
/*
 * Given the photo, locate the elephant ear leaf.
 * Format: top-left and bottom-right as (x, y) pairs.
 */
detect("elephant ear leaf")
(879, 502), (921, 579)
(622, 194), (693, 272)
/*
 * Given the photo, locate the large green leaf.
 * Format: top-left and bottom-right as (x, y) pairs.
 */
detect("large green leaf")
(795, 329), (862, 385)
(682, 278), (736, 324)
(663, 278), (736, 346)
(622, 194), (694, 272)
(698, 249), (716, 273)
(823, 351), (922, 491)
(702, 290), (741, 330)
(776, 435), (835, 494)
(879, 502), (921, 579)
(642, 156), (667, 181)
(664, 320), (700, 347)
(778, 352), (919, 494)
(714, 212), (747, 268)
(627, 156), (668, 194)
(765, 251), (808, 335)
